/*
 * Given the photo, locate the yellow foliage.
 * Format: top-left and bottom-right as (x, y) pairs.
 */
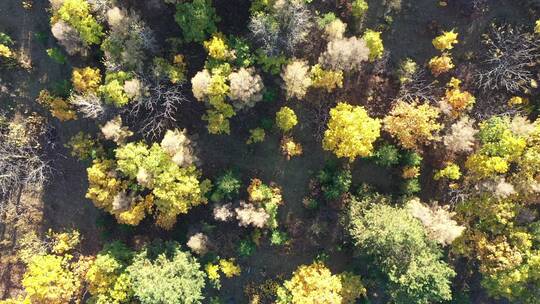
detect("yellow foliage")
(428, 53), (454, 76)
(0, 44), (12, 58)
(508, 96), (528, 107)
(48, 229), (80, 255)
(465, 154), (509, 178)
(402, 166), (420, 179)
(310, 64), (343, 92)
(276, 262), (343, 304)
(441, 77), (475, 117)
(246, 127), (266, 144)
(383, 100), (441, 151)
(206, 262), (220, 282)
(21, 255), (80, 304)
(362, 29), (384, 61)
(323, 102), (381, 161)
(219, 258), (241, 278)
(115, 195), (154, 226)
(86, 159), (126, 211)
(536, 20), (540, 34)
(204, 34), (230, 60)
(432, 30), (458, 51)
(339, 272), (366, 304)
(281, 137), (303, 159)
(275, 106), (298, 132)
(72, 66), (101, 93)
(36, 90), (77, 121)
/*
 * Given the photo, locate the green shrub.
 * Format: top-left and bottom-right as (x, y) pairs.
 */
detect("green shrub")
(210, 170), (242, 203)
(238, 239), (256, 257)
(373, 143), (400, 167)
(47, 48), (67, 64)
(317, 163), (352, 201)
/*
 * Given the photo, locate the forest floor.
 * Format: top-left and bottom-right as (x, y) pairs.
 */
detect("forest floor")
(0, 0), (534, 302)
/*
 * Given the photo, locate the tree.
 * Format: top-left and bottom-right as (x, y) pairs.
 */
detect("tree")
(209, 170), (242, 203)
(428, 53), (454, 76)
(191, 67), (235, 134)
(86, 133), (210, 229)
(281, 60), (312, 100)
(346, 196), (455, 303)
(383, 100), (441, 151)
(101, 8), (156, 72)
(126, 241), (206, 304)
(249, 0), (312, 56)
(432, 30), (458, 51)
(362, 29), (384, 61)
(21, 254), (80, 304)
(406, 198), (465, 246)
(439, 78), (475, 117)
(310, 64), (343, 92)
(228, 67), (264, 110)
(72, 66), (101, 93)
(276, 262), (343, 304)
(319, 36), (370, 72)
(276, 262), (365, 304)
(323, 102), (381, 161)
(443, 116), (478, 154)
(86, 242), (134, 304)
(174, 0), (218, 43)
(275, 106), (298, 132)
(203, 34), (231, 60)
(434, 163), (461, 181)
(51, 0), (104, 46)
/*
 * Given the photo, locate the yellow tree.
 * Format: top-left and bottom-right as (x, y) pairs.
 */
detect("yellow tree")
(323, 102), (381, 161)
(383, 100), (441, 151)
(432, 30), (458, 51)
(276, 262), (343, 304)
(276, 262), (365, 304)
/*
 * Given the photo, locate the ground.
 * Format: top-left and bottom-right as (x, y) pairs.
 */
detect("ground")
(0, 0), (534, 302)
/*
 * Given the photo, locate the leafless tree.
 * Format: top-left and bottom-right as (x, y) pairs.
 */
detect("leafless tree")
(69, 93), (105, 119)
(0, 118), (52, 208)
(249, 0), (313, 56)
(127, 78), (188, 139)
(395, 69), (439, 105)
(475, 24), (540, 94)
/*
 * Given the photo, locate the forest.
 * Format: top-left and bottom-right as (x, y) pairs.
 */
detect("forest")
(0, 0), (539, 303)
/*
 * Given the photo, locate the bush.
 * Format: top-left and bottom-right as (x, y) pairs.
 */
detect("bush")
(175, 0), (219, 43)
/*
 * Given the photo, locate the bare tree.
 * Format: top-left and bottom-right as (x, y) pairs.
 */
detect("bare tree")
(69, 93), (105, 119)
(0, 115), (52, 208)
(475, 24), (540, 93)
(395, 69), (439, 105)
(127, 78), (188, 139)
(249, 0), (313, 56)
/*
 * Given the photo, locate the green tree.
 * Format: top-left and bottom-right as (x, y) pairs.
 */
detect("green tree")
(346, 195), (455, 303)
(127, 241), (206, 304)
(175, 0), (219, 43)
